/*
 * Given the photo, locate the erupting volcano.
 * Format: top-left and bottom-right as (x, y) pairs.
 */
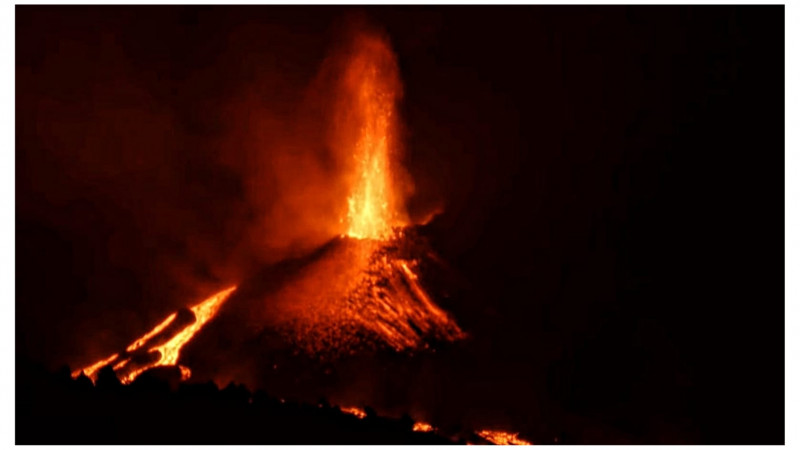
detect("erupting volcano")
(18, 5), (784, 446)
(72, 30), (464, 388)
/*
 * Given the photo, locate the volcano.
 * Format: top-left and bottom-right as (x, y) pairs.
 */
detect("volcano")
(64, 21), (535, 446)
(18, 5), (786, 446)
(70, 27), (467, 403)
(225, 228), (467, 356)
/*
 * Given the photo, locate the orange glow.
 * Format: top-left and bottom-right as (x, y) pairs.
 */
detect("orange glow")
(73, 286), (237, 385)
(150, 286), (236, 367)
(112, 357), (131, 371)
(178, 365), (192, 381)
(70, 28), (465, 404)
(340, 406), (367, 419)
(476, 430), (533, 445)
(340, 33), (405, 241)
(345, 252), (466, 351)
(413, 422), (434, 432)
(274, 236), (466, 354)
(118, 285), (237, 384)
(327, 29), (468, 348)
(126, 312), (177, 352)
(71, 353), (119, 381)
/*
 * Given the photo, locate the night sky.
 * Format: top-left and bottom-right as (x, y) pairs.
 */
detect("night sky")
(16, 6), (784, 443)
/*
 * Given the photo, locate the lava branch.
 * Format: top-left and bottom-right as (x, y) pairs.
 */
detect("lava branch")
(476, 430), (533, 445)
(72, 286), (237, 384)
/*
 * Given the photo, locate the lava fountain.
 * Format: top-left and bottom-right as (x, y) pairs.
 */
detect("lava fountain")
(340, 31), (405, 241)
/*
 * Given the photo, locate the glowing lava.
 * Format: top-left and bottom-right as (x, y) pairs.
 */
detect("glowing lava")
(70, 353), (119, 380)
(151, 286), (235, 367)
(342, 244), (465, 351)
(340, 406), (367, 419)
(125, 312), (177, 353)
(72, 286), (237, 384)
(340, 32), (405, 241)
(413, 422), (435, 432)
(476, 430), (533, 446)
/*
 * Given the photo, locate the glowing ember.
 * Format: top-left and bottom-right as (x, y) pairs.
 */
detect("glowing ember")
(413, 422), (434, 432)
(178, 365), (192, 381)
(476, 430), (533, 445)
(72, 286), (237, 384)
(340, 406), (367, 419)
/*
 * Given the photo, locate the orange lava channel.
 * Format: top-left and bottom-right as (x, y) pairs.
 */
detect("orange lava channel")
(340, 406), (367, 419)
(70, 353), (119, 380)
(476, 430), (533, 445)
(72, 286), (237, 384)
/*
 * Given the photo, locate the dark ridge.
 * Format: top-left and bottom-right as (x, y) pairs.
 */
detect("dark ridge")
(16, 357), (464, 445)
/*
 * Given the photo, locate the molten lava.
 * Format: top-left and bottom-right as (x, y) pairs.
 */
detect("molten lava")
(273, 232), (465, 354)
(339, 32), (406, 241)
(72, 286), (237, 384)
(70, 353), (119, 380)
(340, 406), (367, 419)
(413, 422), (435, 432)
(125, 312), (177, 353)
(336, 34), (463, 347)
(476, 430), (533, 446)
(151, 286), (235, 367)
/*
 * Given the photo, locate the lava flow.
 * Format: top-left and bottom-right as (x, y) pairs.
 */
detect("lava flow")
(413, 422), (435, 433)
(340, 406), (367, 419)
(72, 286), (237, 384)
(476, 430), (533, 446)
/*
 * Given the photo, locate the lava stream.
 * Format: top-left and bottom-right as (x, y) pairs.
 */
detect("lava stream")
(476, 430), (533, 445)
(413, 422), (435, 432)
(72, 286), (237, 384)
(340, 406), (367, 419)
(70, 353), (119, 380)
